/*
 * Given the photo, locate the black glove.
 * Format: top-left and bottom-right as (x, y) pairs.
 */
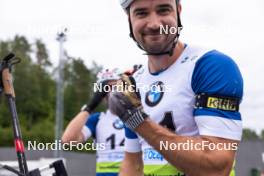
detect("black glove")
(108, 75), (148, 130)
(83, 81), (108, 113)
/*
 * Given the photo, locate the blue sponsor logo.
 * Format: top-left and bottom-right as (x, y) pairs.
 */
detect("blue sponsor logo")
(143, 148), (164, 161)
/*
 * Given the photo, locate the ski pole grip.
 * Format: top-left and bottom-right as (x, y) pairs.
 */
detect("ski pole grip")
(2, 68), (15, 97)
(3, 53), (15, 61)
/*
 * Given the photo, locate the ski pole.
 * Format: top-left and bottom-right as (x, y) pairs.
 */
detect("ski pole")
(1, 53), (28, 175)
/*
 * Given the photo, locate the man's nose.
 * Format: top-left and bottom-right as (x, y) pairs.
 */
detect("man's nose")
(146, 13), (162, 30)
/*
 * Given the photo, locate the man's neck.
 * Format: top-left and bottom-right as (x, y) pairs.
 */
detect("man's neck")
(148, 41), (185, 74)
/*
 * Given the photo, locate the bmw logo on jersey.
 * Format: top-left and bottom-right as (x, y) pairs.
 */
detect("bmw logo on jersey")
(113, 119), (124, 130)
(145, 81), (164, 107)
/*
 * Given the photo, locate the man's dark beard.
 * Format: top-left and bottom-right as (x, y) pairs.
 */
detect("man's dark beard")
(140, 32), (177, 55)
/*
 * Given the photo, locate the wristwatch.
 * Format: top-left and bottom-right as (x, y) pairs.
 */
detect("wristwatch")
(80, 104), (89, 112)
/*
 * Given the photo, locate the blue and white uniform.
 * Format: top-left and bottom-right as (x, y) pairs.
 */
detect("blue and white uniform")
(82, 110), (125, 176)
(125, 45), (243, 175)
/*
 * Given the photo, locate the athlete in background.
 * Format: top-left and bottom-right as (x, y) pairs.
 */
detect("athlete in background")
(62, 68), (125, 176)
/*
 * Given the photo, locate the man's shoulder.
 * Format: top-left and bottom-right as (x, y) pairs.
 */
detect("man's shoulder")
(194, 49), (241, 77)
(185, 44), (237, 65)
(182, 45), (240, 75)
(191, 49), (243, 97)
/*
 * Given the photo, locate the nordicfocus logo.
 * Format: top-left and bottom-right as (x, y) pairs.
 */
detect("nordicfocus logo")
(160, 25), (183, 35)
(93, 82), (172, 93)
(27, 140), (106, 151)
(160, 140), (238, 151)
(145, 81), (164, 107)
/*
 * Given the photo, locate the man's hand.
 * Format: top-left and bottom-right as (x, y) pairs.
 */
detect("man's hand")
(83, 81), (108, 113)
(108, 75), (148, 130)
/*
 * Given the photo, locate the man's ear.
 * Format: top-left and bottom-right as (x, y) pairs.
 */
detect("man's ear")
(178, 3), (182, 14)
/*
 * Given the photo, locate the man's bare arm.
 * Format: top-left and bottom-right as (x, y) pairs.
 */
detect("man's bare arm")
(61, 111), (90, 143)
(135, 118), (238, 176)
(119, 152), (144, 176)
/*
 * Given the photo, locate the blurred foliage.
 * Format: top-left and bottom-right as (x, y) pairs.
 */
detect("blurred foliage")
(0, 35), (105, 151)
(242, 128), (261, 140)
(261, 129), (264, 140)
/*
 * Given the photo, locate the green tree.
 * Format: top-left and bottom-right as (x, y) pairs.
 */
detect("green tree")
(260, 129), (264, 140)
(35, 39), (52, 67)
(0, 41), (10, 57)
(0, 35), (101, 147)
(63, 57), (97, 123)
(11, 35), (32, 61)
(242, 128), (259, 140)
(0, 35), (56, 145)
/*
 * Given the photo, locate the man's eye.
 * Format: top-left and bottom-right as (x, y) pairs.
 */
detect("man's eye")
(136, 11), (148, 17)
(158, 8), (170, 15)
